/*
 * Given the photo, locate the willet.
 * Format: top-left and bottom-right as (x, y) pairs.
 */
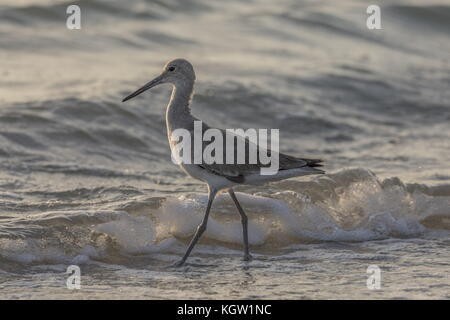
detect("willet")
(122, 59), (324, 266)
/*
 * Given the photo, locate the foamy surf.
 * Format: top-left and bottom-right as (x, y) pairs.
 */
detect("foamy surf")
(1, 168), (449, 266)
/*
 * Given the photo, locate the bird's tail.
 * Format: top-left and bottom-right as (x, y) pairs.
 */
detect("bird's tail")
(302, 158), (325, 174)
(303, 158), (323, 168)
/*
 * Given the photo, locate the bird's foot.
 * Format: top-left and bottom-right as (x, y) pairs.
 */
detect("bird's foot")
(169, 260), (186, 268)
(243, 253), (253, 262)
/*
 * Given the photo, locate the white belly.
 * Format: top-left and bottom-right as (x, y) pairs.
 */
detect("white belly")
(168, 137), (233, 190)
(179, 162), (236, 191)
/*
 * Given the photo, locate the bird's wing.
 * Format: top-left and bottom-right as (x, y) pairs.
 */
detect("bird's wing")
(196, 128), (322, 183)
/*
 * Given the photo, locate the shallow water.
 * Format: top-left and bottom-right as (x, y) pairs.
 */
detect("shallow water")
(0, 0), (449, 299)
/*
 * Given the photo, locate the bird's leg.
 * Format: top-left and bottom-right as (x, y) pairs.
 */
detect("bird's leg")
(172, 186), (217, 267)
(228, 189), (252, 261)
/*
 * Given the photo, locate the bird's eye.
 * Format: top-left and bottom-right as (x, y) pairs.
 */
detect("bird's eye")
(168, 66), (175, 72)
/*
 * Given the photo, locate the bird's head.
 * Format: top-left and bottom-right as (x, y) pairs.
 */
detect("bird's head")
(122, 58), (195, 102)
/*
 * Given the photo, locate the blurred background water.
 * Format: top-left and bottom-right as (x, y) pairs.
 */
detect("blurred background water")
(0, 0), (449, 299)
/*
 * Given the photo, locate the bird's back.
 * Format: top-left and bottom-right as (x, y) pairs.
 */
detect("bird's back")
(169, 119), (324, 184)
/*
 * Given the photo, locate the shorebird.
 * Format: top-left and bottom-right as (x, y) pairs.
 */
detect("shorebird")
(122, 59), (324, 266)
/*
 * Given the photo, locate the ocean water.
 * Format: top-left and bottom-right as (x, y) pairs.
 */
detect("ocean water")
(0, 0), (449, 299)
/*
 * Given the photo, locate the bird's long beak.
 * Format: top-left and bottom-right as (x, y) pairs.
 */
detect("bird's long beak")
(122, 74), (164, 102)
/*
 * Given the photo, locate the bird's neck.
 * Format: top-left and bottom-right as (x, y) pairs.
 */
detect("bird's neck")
(166, 81), (195, 133)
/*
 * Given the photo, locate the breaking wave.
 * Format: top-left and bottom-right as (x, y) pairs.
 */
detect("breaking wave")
(1, 168), (449, 266)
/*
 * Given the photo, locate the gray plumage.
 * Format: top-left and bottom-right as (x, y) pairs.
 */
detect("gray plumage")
(123, 58), (324, 266)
